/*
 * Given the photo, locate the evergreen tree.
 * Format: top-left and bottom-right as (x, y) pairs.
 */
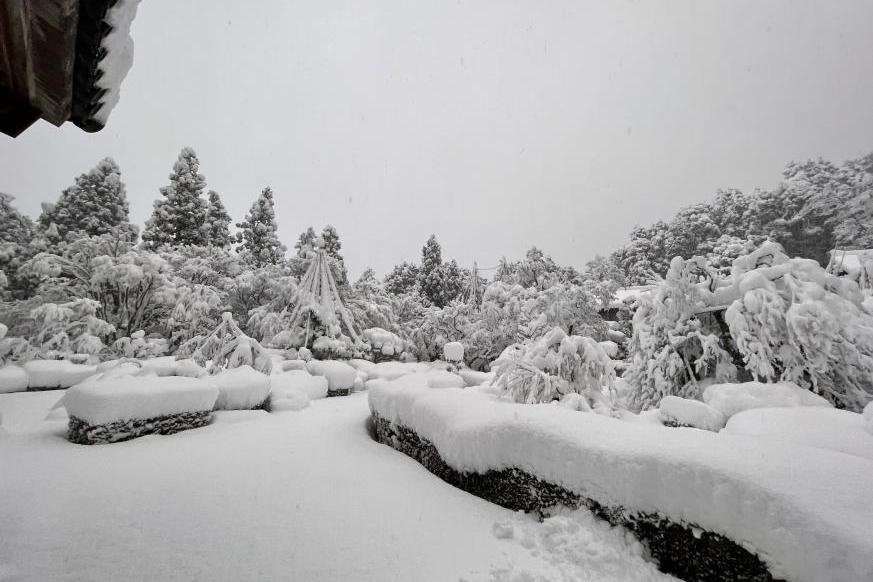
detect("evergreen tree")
(384, 261), (420, 295)
(418, 234), (443, 304)
(204, 190), (232, 248)
(0, 193), (39, 299)
(236, 187), (286, 267)
(39, 158), (133, 239)
(142, 147), (209, 249)
(294, 226), (317, 257)
(320, 224), (348, 286)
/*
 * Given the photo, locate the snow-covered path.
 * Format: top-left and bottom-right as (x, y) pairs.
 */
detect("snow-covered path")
(0, 391), (672, 582)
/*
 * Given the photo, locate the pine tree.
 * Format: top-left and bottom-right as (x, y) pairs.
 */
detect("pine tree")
(294, 226), (317, 257)
(142, 147), (209, 249)
(384, 261), (420, 295)
(418, 234), (443, 305)
(0, 193), (38, 299)
(204, 190), (232, 248)
(320, 224), (348, 286)
(39, 158), (133, 239)
(236, 187), (286, 267)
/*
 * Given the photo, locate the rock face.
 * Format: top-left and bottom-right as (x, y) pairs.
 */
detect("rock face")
(372, 413), (780, 582)
(68, 411), (212, 445)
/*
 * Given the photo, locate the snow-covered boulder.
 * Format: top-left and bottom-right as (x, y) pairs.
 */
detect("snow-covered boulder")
(422, 370), (465, 389)
(60, 375), (218, 444)
(280, 359), (308, 372)
(443, 342), (464, 363)
(211, 366), (271, 411)
(0, 365), (29, 393)
(558, 392), (592, 412)
(270, 370), (328, 400)
(703, 382), (831, 419)
(724, 407), (873, 461)
(24, 360), (98, 390)
(658, 396), (726, 432)
(270, 386), (310, 412)
(306, 360), (357, 395)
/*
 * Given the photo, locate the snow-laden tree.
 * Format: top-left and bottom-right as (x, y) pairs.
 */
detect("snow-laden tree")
(626, 256), (735, 410)
(723, 242), (873, 411)
(204, 190), (233, 248)
(112, 330), (167, 359)
(347, 268), (397, 332)
(30, 298), (114, 360)
(178, 312), (272, 374)
(23, 230), (172, 336)
(582, 254), (627, 306)
(158, 282), (223, 349)
(417, 235), (465, 307)
(0, 322), (31, 364)
(235, 187), (286, 267)
(384, 261), (420, 295)
(494, 247), (581, 290)
(230, 264), (297, 337)
(38, 158), (134, 240)
(294, 226), (317, 257)
(0, 192), (39, 299)
(142, 148), (209, 249)
(492, 326), (616, 407)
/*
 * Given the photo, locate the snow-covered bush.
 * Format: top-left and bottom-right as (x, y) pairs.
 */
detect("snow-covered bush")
(29, 298), (114, 360)
(723, 243), (873, 412)
(492, 327), (615, 407)
(626, 257), (735, 410)
(362, 327), (407, 361)
(111, 330), (167, 359)
(658, 395), (726, 431)
(178, 312), (272, 374)
(0, 322), (31, 365)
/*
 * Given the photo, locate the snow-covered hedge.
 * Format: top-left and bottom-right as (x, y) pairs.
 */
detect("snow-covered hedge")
(305, 360), (356, 396)
(23, 360), (98, 390)
(368, 380), (873, 582)
(210, 366), (271, 411)
(60, 375), (218, 444)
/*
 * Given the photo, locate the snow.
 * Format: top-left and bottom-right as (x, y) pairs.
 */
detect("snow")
(421, 369), (466, 389)
(866, 402), (873, 436)
(23, 360), (98, 390)
(459, 369), (494, 387)
(305, 359), (357, 390)
(723, 407), (873, 461)
(0, 391), (672, 582)
(93, 0), (141, 124)
(59, 375), (218, 425)
(211, 366), (271, 410)
(658, 396), (726, 431)
(364, 361), (431, 381)
(269, 370), (328, 400)
(0, 366), (28, 393)
(703, 381), (831, 419)
(443, 341), (464, 362)
(369, 380), (873, 582)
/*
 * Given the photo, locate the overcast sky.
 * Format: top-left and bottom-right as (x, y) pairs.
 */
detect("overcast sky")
(2, 0), (873, 278)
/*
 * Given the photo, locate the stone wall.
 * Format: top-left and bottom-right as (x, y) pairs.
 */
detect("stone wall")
(68, 410), (212, 445)
(372, 413), (781, 582)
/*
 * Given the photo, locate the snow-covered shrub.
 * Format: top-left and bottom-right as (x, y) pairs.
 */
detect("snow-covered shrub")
(723, 243), (873, 412)
(210, 365), (271, 410)
(158, 281), (223, 349)
(111, 330), (167, 359)
(0, 322), (31, 364)
(306, 359), (357, 393)
(492, 327), (615, 406)
(29, 298), (114, 360)
(658, 395), (726, 431)
(178, 312), (272, 375)
(362, 327), (407, 361)
(443, 341), (464, 363)
(703, 381), (831, 419)
(626, 257), (735, 410)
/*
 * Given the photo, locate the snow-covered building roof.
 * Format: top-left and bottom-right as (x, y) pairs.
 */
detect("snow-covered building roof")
(0, 0), (140, 137)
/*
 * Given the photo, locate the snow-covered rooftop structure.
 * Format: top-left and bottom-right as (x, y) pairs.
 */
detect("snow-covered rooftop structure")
(0, 0), (140, 137)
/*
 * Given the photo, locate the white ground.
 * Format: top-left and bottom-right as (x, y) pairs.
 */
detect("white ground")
(0, 390), (672, 582)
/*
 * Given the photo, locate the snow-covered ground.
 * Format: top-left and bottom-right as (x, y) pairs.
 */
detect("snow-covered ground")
(0, 390), (673, 582)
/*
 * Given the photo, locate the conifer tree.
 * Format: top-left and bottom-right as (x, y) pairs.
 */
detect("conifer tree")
(236, 187), (286, 267)
(142, 148), (208, 249)
(39, 158), (132, 238)
(294, 226), (317, 257)
(204, 190), (232, 248)
(320, 224), (348, 286)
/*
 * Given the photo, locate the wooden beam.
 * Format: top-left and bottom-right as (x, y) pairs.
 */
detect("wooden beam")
(27, 0), (78, 126)
(0, 0), (34, 101)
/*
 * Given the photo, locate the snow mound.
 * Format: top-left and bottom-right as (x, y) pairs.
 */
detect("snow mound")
(24, 360), (98, 389)
(422, 370), (465, 389)
(443, 341), (464, 363)
(270, 370), (328, 400)
(703, 381), (831, 419)
(61, 376), (218, 425)
(367, 361), (431, 381)
(458, 369), (494, 387)
(305, 360), (357, 391)
(369, 380), (873, 582)
(724, 407), (873, 461)
(658, 396), (726, 431)
(137, 356), (206, 378)
(270, 380), (311, 412)
(210, 366), (271, 410)
(0, 366), (28, 394)
(598, 340), (620, 358)
(865, 402), (873, 436)
(279, 359), (308, 372)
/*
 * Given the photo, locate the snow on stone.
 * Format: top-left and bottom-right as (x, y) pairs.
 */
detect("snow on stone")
(23, 360), (98, 390)
(369, 380), (873, 582)
(60, 376), (218, 426)
(305, 359), (357, 391)
(724, 407), (873, 461)
(658, 396), (726, 431)
(0, 366), (28, 393)
(459, 369), (494, 387)
(93, 0), (142, 124)
(270, 370), (328, 400)
(443, 341), (464, 362)
(703, 381), (831, 419)
(210, 365), (271, 410)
